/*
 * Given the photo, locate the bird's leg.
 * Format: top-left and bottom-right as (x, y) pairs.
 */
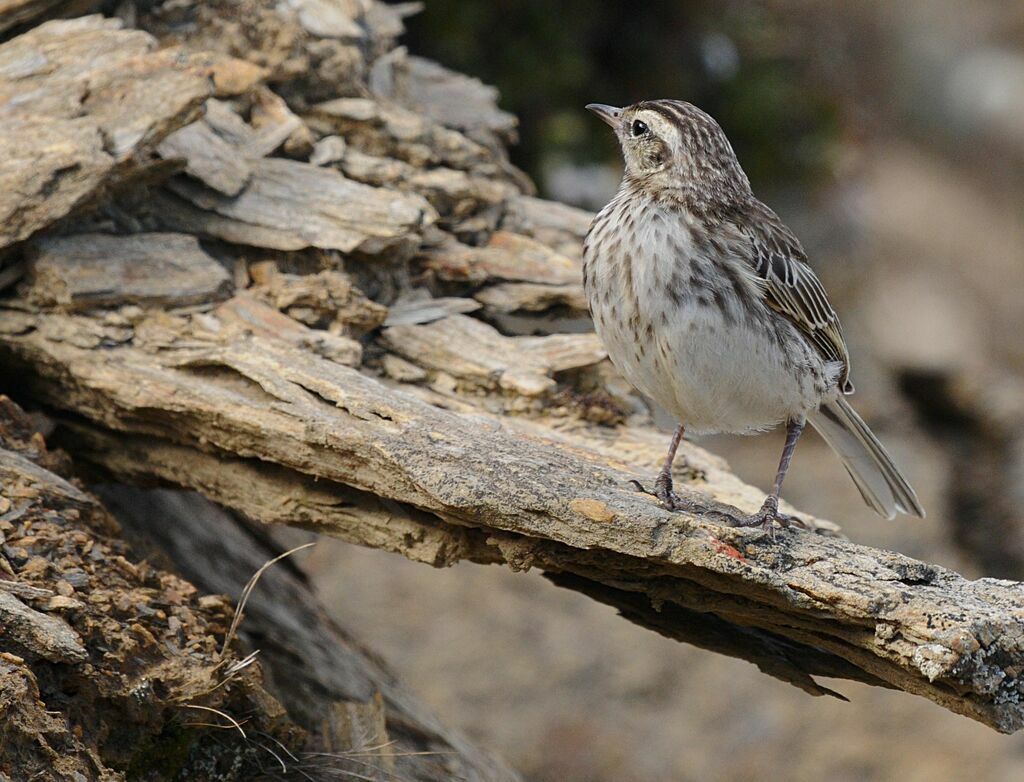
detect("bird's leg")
(629, 424), (688, 507)
(731, 417), (805, 531)
(629, 424), (720, 514)
(652, 424), (685, 505)
(631, 420), (809, 528)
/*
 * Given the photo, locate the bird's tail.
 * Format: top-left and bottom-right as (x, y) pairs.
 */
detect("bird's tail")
(807, 397), (925, 519)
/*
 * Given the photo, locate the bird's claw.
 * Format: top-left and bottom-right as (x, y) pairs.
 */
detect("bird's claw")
(628, 479), (678, 509)
(626, 474), (677, 506)
(626, 476), (741, 519)
(727, 496), (778, 528)
(627, 478), (649, 495)
(723, 496), (806, 539)
(629, 477), (803, 539)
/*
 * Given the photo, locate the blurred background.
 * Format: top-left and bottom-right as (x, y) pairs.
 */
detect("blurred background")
(302, 1), (1024, 779)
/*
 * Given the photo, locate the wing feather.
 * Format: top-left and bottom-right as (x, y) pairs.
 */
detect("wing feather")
(728, 201), (853, 393)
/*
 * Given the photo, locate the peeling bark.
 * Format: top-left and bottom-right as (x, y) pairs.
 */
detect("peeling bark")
(0, 396), (518, 780)
(2, 304), (1023, 732)
(1, 8), (1023, 782)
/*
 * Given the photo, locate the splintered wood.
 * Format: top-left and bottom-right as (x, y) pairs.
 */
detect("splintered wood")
(0, 395), (517, 780)
(1, 4), (1024, 767)
(25, 233), (232, 310)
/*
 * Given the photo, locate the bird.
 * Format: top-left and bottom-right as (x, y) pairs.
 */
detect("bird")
(582, 100), (924, 529)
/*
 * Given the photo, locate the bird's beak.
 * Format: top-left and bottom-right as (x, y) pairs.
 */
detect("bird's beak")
(586, 103), (622, 129)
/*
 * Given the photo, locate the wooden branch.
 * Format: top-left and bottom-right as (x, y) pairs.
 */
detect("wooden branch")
(60, 421), (881, 701)
(0, 392), (518, 780)
(3, 299), (1024, 734)
(3, 2), (1023, 767)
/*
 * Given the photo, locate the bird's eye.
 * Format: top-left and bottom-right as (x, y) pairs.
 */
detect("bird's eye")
(631, 119), (649, 137)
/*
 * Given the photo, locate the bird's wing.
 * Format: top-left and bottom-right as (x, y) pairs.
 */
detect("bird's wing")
(728, 201), (854, 393)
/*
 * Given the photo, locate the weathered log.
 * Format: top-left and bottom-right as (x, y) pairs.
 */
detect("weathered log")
(0, 395), (518, 781)
(2, 0), (1023, 769)
(0, 16), (212, 251)
(58, 420), (875, 702)
(2, 301), (1024, 733)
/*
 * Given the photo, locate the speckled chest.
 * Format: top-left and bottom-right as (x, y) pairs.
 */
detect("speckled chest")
(582, 191), (832, 433)
(583, 196), (703, 391)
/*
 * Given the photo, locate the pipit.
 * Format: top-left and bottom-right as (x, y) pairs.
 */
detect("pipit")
(583, 100), (924, 528)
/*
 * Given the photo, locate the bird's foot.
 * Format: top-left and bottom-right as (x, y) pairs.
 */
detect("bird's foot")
(725, 496), (806, 539)
(628, 472), (689, 510)
(629, 478), (805, 537)
(728, 495), (779, 529)
(628, 474), (727, 517)
(652, 470), (675, 507)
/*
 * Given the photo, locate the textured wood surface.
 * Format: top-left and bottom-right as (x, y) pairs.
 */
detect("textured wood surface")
(24, 232), (232, 310)
(162, 157), (436, 253)
(0, 395), (518, 780)
(3, 300), (1024, 732)
(100, 485), (522, 782)
(0, 16), (211, 249)
(1, 6), (1023, 776)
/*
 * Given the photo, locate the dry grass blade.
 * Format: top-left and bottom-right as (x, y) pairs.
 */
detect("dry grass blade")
(256, 740), (289, 774)
(256, 730), (301, 764)
(220, 542), (316, 657)
(224, 649), (261, 676)
(182, 704), (249, 739)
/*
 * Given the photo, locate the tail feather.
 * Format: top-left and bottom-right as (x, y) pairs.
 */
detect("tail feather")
(807, 397), (925, 519)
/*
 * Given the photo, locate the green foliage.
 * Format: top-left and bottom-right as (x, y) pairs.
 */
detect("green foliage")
(405, 1), (841, 196)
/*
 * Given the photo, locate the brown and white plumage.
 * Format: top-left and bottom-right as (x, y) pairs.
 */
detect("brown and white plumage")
(729, 202), (854, 394)
(583, 99), (923, 524)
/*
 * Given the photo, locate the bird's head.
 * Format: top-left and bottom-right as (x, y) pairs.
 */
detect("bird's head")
(586, 100), (750, 197)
